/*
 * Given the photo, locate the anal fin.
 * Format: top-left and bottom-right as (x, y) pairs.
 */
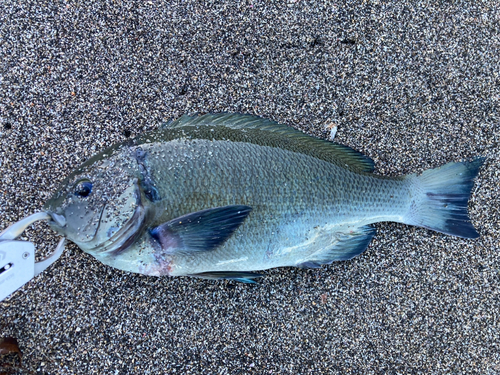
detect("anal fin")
(296, 225), (376, 269)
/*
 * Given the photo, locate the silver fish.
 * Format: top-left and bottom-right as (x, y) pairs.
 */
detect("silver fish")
(44, 114), (484, 283)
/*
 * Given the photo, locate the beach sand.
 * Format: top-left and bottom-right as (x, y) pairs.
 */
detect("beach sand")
(1, 1), (499, 373)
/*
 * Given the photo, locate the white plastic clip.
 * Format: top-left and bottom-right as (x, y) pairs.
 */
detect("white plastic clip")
(0, 212), (65, 301)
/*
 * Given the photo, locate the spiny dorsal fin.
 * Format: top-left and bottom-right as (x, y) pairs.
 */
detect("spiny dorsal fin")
(163, 113), (375, 173)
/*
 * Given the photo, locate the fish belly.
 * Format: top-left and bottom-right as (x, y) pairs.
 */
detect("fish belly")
(138, 139), (410, 275)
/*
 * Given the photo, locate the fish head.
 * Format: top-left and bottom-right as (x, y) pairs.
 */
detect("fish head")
(44, 151), (147, 254)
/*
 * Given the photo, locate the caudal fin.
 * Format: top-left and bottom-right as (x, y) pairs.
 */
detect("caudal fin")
(405, 158), (485, 238)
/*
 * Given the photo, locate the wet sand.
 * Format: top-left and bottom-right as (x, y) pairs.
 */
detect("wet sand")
(1, 1), (499, 373)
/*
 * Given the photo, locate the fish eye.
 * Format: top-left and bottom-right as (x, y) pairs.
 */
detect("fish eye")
(74, 180), (93, 197)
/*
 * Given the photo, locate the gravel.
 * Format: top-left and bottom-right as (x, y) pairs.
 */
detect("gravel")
(1, 0), (499, 373)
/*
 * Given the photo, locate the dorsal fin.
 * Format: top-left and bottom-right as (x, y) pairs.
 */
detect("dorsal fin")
(159, 113), (374, 173)
(165, 113), (284, 130)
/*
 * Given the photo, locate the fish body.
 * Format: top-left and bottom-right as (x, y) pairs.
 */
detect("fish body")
(44, 114), (483, 282)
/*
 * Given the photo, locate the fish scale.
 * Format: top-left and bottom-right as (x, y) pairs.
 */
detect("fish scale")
(111, 139), (406, 273)
(43, 113), (484, 282)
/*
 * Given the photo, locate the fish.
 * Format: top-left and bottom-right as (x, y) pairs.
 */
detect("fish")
(43, 113), (484, 283)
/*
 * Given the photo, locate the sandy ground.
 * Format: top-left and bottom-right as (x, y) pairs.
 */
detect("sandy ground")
(1, 1), (499, 373)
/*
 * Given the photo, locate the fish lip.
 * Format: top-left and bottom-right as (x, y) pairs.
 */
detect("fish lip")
(47, 213), (67, 228)
(47, 203), (106, 244)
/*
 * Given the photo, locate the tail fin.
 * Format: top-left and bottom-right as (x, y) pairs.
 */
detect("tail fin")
(405, 158), (485, 238)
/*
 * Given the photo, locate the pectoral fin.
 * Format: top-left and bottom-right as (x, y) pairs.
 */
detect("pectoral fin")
(189, 271), (264, 284)
(149, 205), (252, 254)
(296, 225), (376, 268)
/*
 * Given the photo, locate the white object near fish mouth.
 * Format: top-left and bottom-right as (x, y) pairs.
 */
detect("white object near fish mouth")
(0, 212), (51, 240)
(0, 212), (66, 301)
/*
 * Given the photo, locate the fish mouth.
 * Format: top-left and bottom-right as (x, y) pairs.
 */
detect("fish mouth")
(46, 212), (67, 232)
(46, 203), (107, 244)
(49, 213), (67, 228)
